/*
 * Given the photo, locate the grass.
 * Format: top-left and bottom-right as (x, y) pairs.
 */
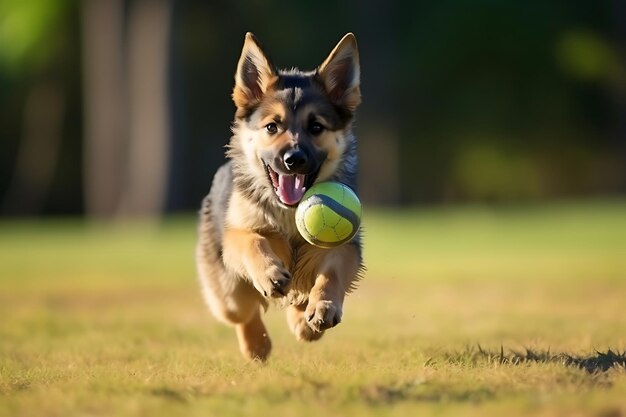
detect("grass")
(1, 199), (626, 416)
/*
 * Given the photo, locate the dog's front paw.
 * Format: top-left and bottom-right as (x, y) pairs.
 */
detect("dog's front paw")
(253, 263), (291, 298)
(305, 300), (342, 333)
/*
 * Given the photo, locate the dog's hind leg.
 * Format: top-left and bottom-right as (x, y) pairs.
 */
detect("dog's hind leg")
(286, 303), (324, 342)
(204, 277), (271, 362)
(197, 246), (271, 362)
(235, 307), (271, 361)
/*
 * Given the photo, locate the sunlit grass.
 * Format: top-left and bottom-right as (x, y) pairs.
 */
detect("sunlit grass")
(1, 199), (626, 416)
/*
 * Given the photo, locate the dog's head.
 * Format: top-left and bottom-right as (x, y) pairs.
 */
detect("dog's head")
(228, 33), (361, 208)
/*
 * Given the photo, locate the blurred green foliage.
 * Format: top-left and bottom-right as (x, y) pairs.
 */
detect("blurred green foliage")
(0, 0), (624, 215)
(557, 30), (623, 82)
(0, 0), (70, 74)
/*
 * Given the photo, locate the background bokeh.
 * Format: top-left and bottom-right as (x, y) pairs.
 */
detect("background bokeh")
(2, 3), (626, 414)
(1, 0), (625, 218)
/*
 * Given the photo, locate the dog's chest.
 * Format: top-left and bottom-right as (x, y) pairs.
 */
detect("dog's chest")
(264, 207), (300, 239)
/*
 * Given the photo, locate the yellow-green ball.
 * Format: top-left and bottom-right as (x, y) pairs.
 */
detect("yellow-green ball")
(295, 182), (362, 248)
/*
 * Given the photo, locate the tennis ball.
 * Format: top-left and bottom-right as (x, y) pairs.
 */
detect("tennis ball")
(295, 182), (362, 248)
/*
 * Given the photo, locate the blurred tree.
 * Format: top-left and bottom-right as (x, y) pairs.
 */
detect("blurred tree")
(81, 0), (126, 218)
(81, 0), (173, 219)
(0, 0), (71, 215)
(118, 0), (173, 218)
(2, 0), (625, 216)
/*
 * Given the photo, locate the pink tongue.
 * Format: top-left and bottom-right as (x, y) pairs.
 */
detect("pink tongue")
(277, 174), (306, 205)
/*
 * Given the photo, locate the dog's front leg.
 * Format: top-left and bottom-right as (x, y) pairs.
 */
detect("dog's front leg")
(222, 228), (292, 298)
(305, 242), (361, 333)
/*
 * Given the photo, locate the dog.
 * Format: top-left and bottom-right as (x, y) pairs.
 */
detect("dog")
(196, 32), (364, 362)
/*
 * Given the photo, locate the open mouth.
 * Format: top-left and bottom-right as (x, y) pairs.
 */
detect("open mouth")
(264, 163), (318, 206)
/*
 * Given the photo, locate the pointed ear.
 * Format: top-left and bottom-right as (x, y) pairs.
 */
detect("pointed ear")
(318, 33), (361, 112)
(232, 33), (276, 110)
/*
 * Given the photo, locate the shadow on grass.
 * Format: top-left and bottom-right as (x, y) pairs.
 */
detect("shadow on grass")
(443, 346), (626, 374)
(150, 387), (188, 403)
(143, 348), (626, 408)
(358, 384), (495, 405)
(357, 347), (626, 405)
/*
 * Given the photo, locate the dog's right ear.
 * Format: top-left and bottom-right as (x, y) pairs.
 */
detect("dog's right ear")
(233, 33), (276, 111)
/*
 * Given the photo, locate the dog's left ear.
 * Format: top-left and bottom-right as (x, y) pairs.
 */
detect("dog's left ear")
(318, 33), (361, 112)
(233, 32), (276, 111)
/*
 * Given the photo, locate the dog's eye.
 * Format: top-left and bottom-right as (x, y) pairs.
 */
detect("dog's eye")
(309, 122), (324, 135)
(265, 123), (278, 135)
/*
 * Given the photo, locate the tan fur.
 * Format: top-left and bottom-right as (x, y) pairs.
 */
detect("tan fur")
(235, 309), (271, 360)
(319, 34), (361, 111)
(232, 33), (278, 113)
(197, 33), (363, 362)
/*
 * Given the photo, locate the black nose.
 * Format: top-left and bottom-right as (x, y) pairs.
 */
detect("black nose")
(283, 149), (308, 171)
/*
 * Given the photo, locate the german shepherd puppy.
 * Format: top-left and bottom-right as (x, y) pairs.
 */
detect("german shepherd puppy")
(196, 33), (363, 362)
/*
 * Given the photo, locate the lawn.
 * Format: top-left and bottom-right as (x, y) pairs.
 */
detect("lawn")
(1, 199), (626, 416)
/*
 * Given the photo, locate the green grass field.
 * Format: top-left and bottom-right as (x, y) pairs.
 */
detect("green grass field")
(1, 200), (626, 416)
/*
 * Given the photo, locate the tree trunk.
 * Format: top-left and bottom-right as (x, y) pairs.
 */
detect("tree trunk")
(81, 0), (126, 218)
(117, 0), (173, 218)
(2, 82), (65, 215)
